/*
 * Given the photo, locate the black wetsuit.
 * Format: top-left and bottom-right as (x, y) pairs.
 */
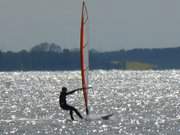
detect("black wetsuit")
(59, 89), (83, 120)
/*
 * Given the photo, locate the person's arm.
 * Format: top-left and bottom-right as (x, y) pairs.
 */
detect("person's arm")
(66, 89), (80, 95)
(66, 87), (92, 95)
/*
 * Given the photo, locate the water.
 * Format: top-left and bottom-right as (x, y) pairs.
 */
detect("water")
(0, 70), (180, 135)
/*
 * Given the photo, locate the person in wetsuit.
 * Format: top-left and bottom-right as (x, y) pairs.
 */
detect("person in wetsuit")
(59, 87), (83, 120)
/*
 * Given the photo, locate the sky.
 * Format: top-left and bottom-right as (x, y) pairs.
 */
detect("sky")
(0, 0), (180, 52)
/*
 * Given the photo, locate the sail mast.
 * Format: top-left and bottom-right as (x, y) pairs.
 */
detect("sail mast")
(80, 0), (89, 115)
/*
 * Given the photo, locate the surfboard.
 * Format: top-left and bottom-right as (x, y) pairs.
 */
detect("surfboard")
(101, 113), (114, 120)
(85, 113), (114, 121)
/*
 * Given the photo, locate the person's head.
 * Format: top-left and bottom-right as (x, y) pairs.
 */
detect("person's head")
(62, 87), (67, 92)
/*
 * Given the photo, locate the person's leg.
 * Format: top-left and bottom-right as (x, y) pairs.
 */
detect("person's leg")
(61, 105), (74, 120)
(67, 105), (83, 119)
(71, 107), (83, 119)
(70, 110), (74, 120)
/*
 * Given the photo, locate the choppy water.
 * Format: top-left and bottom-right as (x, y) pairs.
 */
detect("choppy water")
(0, 70), (180, 135)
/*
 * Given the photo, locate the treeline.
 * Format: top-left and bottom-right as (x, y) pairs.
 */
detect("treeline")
(0, 42), (180, 71)
(99, 47), (180, 70)
(0, 43), (81, 71)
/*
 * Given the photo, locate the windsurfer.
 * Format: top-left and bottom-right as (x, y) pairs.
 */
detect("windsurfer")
(59, 87), (83, 120)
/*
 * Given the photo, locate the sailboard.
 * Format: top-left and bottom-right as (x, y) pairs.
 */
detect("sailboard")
(80, 0), (113, 120)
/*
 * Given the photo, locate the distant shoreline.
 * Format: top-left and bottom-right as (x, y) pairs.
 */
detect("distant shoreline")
(0, 43), (180, 71)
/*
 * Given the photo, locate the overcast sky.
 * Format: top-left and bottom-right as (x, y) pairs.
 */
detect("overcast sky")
(0, 0), (180, 52)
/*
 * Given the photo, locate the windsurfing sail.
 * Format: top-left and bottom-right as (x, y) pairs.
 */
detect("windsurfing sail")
(80, 0), (89, 115)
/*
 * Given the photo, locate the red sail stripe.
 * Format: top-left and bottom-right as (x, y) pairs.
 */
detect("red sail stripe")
(80, 1), (89, 115)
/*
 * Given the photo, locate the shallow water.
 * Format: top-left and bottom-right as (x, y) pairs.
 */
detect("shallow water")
(0, 70), (180, 135)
